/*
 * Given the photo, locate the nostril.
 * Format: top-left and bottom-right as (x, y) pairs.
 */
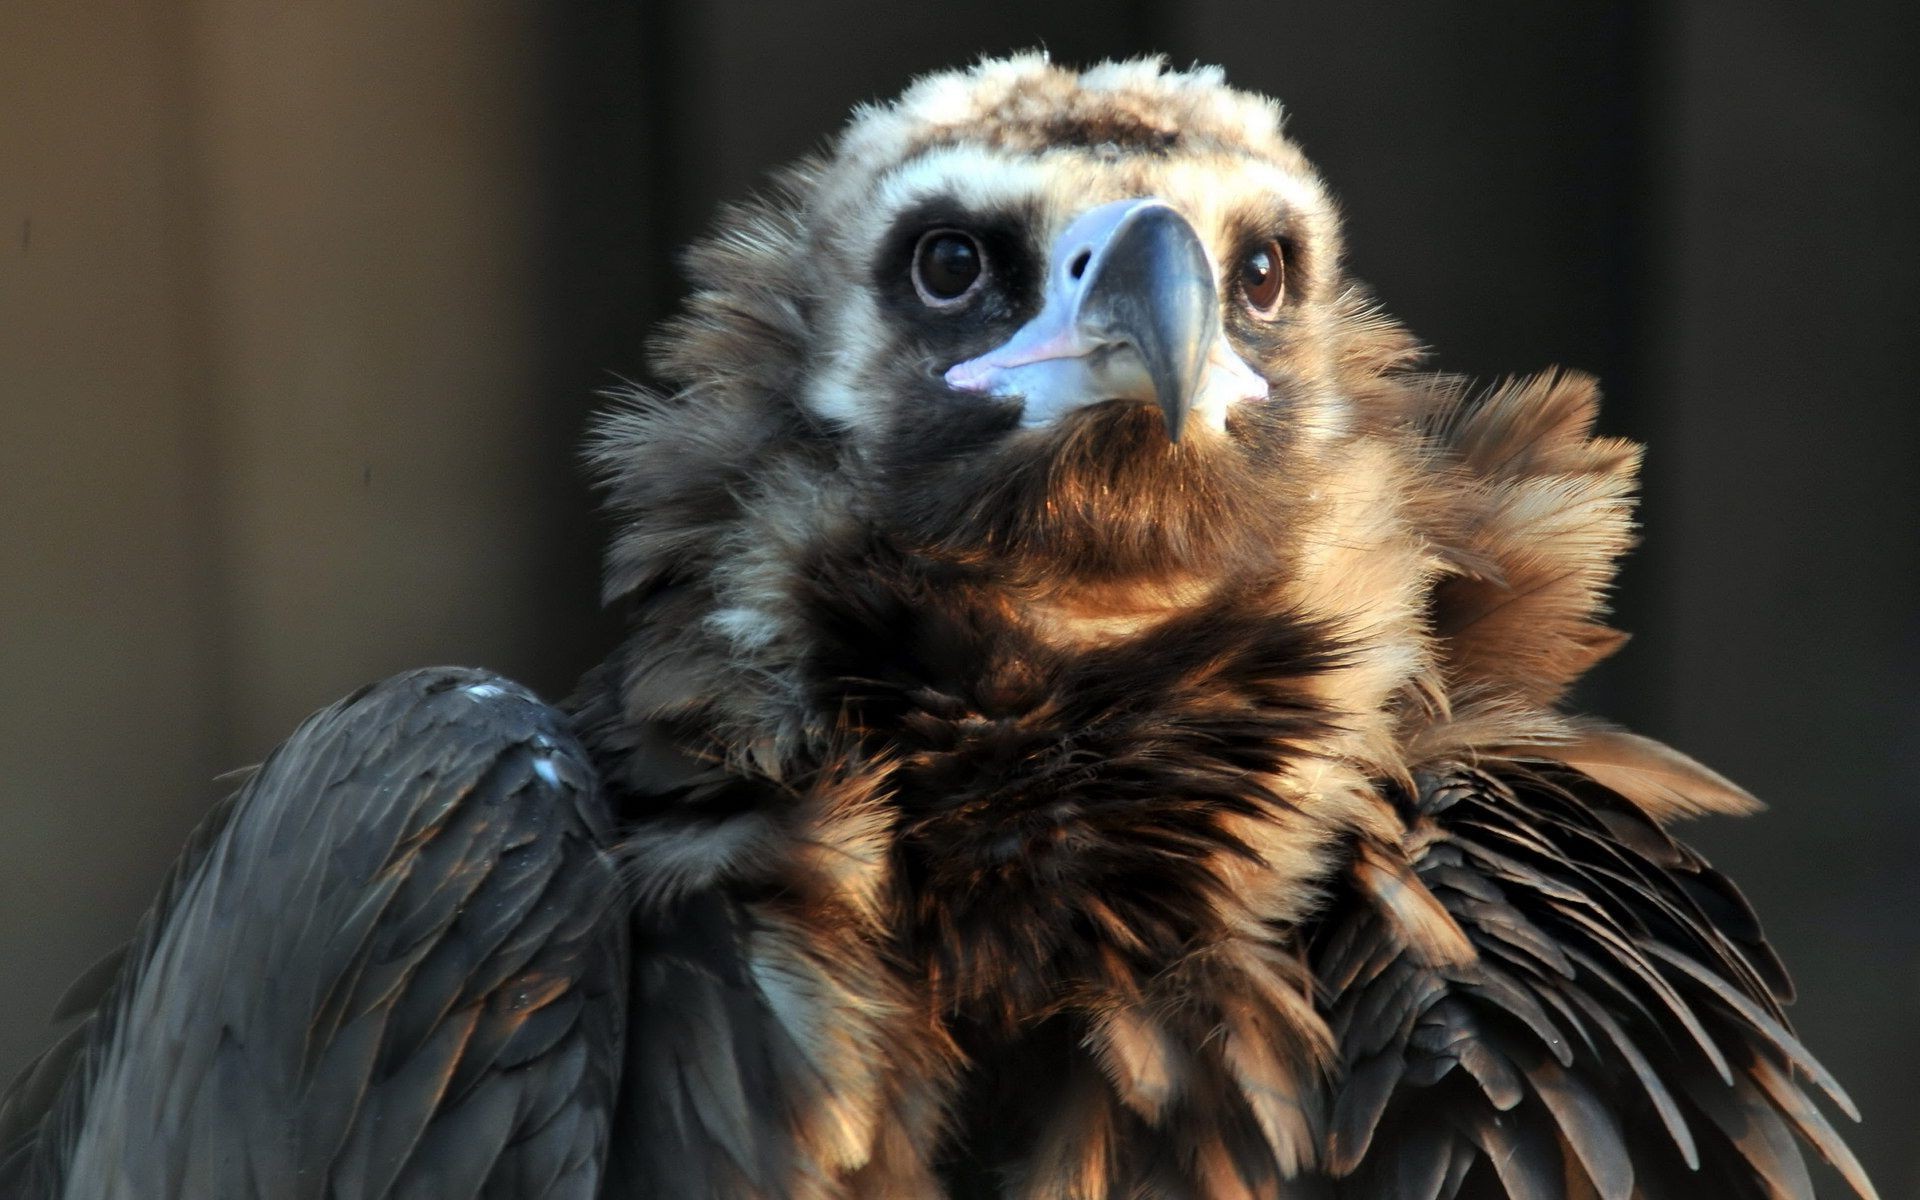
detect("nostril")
(1068, 249), (1091, 280)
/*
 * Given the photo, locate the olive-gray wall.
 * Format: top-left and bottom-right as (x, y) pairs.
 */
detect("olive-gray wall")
(3, 0), (1913, 1190)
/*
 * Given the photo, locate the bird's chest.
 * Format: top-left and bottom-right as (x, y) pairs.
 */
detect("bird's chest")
(812, 590), (1334, 1026)
(883, 683), (1277, 1024)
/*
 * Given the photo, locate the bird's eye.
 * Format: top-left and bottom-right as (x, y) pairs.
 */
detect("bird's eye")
(912, 230), (986, 305)
(1238, 240), (1286, 317)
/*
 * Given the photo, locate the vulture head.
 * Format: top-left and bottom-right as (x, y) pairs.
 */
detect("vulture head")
(785, 62), (1358, 583)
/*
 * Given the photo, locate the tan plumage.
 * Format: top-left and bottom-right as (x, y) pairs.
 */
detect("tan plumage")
(0, 53), (1874, 1200)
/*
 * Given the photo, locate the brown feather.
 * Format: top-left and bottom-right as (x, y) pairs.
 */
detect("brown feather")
(1352, 840), (1478, 968)
(1536, 725), (1764, 823)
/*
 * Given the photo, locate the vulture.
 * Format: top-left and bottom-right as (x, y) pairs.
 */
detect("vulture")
(0, 54), (1878, 1200)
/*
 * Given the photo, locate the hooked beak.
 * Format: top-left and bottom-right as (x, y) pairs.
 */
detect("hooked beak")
(944, 199), (1267, 441)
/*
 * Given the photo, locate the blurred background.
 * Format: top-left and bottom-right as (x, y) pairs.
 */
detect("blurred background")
(2, 0), (1914, 1191)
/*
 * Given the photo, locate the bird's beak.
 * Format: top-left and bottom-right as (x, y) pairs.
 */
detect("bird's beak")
(945, 199), (1267, 441)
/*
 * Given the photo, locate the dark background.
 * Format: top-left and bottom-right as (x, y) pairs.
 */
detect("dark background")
(3, 0), (1914, 1191)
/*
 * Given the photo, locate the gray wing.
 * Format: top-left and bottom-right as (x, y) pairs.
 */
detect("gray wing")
(0, 667), (628, 1199)
(1314, 763), (1876, 1200)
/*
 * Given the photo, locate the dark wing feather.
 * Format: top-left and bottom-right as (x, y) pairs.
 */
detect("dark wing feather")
(0, 668), (628, 1199)
(1314, 763), (1877, 1200)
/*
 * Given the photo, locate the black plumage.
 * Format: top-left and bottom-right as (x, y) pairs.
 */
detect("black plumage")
(2, 671), (627, 1198)
(1, 54), (1878, 1199)
(1319, 763), (1873, 1200)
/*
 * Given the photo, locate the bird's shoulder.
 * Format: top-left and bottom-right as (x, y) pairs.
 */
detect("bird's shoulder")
(2, 667), (628, 1199)
(1312, 754), (1873, 1199)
